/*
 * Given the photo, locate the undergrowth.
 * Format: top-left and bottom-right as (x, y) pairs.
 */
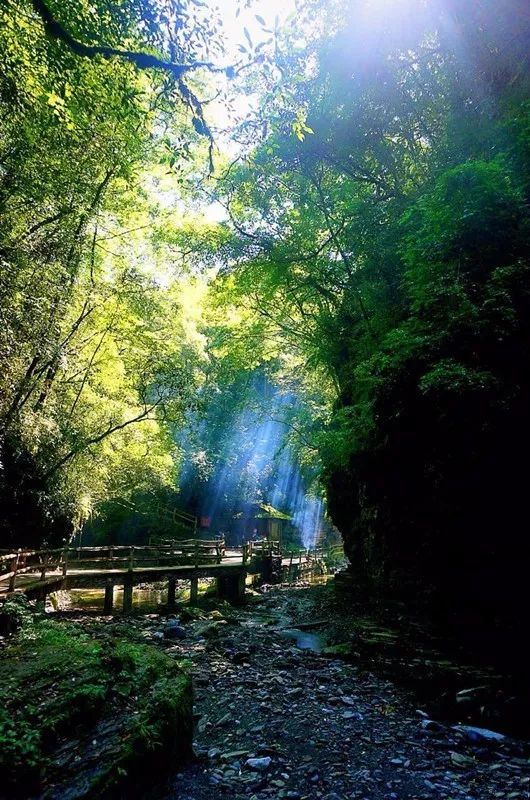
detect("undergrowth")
(0, 597), (192, 797)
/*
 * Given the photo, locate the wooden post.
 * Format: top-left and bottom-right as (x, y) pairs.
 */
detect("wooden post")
(216, 540), (221, 564)
(104, 579), (114, 614)
(167, 575), (177, 606)
(62, 548), (68, 577)
(242, 543), (248, 567)
(190, 575), (198, 606)
(8, 552), (19, 592)
(123, 573), (133, 614)
(217, 571), (245, 603)
(129, 546), (134, 570)
(238, 571), (246, 603)
(194, 542), (199, 568)
(40, 554), (47, 581)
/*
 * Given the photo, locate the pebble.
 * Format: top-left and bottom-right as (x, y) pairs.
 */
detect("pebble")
(137, 587), (530, 800)
(245, 757), (272, 771)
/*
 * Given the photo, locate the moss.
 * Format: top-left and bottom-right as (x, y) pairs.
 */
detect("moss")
(0, 612), (192, 798)
(323, 642), (353, 658)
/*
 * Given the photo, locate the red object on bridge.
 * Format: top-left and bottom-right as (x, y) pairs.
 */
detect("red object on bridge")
(200, 516), (211, 528)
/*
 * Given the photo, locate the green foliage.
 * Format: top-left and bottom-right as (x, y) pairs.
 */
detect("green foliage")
(201, 0), (530, 615)
(401, 159), (527, 311)
(0, 0), (217, 546)
(2, 0), (530, 622)
(0, 612), (192, 795)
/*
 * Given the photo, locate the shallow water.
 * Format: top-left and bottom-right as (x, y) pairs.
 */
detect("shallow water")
(48, 585), (201, 613)
(279, 628), (325, 652)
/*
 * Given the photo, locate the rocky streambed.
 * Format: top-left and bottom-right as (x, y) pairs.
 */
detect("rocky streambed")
(5, 579), (530, 799)
(138, 582), (529, 800)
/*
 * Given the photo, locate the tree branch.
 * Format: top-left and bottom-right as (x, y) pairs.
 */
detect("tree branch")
(43, 403), (160, 479)
(30, 0), (226, 79)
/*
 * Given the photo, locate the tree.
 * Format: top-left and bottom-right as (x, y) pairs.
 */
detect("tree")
(203, 0), (530, 626)
(0, 0), (221, 546)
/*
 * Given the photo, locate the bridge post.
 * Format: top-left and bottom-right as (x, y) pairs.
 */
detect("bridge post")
(190, 575), (198, 606)
(104, 578), (114, 614)
(123, 573), (133, 614)
(167, 575), (177, 607)
(8, 552), (19, 592)
(217, 571), (245, 604)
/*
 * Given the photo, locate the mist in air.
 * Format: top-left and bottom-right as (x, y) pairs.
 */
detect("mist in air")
(178, 378), (324, 548)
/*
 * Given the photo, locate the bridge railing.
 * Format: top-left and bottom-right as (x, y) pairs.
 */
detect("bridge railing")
(0, 547), (66, 591)
(0, 538), (227, 592)
(1, 538), (344, 594)
(243, 539), (282, 559)
(64, 539), (226, 569)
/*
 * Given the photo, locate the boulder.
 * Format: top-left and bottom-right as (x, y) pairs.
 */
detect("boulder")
(163, 621), (187, 640)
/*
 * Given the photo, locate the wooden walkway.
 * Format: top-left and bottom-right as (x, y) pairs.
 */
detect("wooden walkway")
(0, 540), (320, 611)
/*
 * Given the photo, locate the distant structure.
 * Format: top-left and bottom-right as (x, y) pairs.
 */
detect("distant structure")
(230, 501), (291, 548)
(250, 503), (291, 548)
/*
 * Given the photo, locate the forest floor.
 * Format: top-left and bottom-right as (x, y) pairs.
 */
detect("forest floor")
(62, 579), (530, 800)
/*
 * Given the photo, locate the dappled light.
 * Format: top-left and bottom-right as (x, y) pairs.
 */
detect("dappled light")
(1, 0), (530, 797)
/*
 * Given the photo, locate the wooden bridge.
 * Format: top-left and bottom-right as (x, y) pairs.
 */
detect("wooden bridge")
(0, 538), (335, 612)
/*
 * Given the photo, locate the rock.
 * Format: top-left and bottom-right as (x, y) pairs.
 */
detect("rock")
(455, 686), (490, 704)
(322, 643), (352, 658)
(179, 606), (205, 622)
(452, 725), (506, 744)
(221, 750), (250, 761)
(196, 622), (226, 639)
(232, 651), (251, 664)
(163, 621), (187, 640)
(288, 687), (303, 698)
(420, 719), (446, 733)
(245, 757), (272, 771)
(450, 751), (475, 767)
(342, 711), (363, 720)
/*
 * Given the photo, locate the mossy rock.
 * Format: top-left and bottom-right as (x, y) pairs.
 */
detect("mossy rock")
(0, 615), (192, 798)
(179, 606), (206, 622)
(322, 642), (353, 658)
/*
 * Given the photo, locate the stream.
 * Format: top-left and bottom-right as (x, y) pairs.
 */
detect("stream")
(42, 576), (530, 799)
(49, 575), (530, 740)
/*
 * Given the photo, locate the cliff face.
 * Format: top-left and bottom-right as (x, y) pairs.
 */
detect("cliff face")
(325, 312), (530, 627)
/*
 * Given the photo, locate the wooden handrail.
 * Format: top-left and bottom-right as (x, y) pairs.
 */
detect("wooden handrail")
(1, 538), (344, 592)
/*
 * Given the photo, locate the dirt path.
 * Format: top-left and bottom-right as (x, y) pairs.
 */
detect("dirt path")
(142, 586), (530, 800)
